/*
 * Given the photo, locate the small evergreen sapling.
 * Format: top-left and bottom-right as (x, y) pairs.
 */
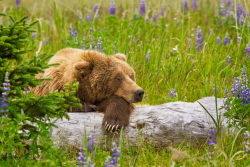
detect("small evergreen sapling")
(0, 11), (81, 157)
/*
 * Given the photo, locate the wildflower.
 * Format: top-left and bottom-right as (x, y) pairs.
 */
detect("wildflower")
(245, 44), (250, 59)
(169, 89), (176, 98)
(237, 37), (242, 44)
(160, 5), (164, 16)
(145, 15), (149, 22)
(226, 55), (231, 65)
(86, 11), (92, 22)
(243, 131), (250, 154)
(0, 17), (2, 25)
(105, 142), (120, 167)
(96, 37), (103, 53)
(182, 0), (188, 11)
(1, 72), (11, 115)
(207, 129), (216, 159)
(32, 33), (37, 38)
(226, 0), (231, 7)
(93, 4), (99, 13)
(216, 36), (221, 44)
(212, 84), (219, 95)
(224, 33), (230, 46)
(109, 0), (115, 15)
(191, 0), (198, 10)
(145, 49), (151, 62)
(220, 0), (226, 16)
(173, 45), (178, 53)
(196, 26), (203, 51)
(224, 86), (229, 98)
(140, 0), (146, 16)
(15, 0), (21, 10)
(153, 11), (158, 22)
(113, 41), (118, 54)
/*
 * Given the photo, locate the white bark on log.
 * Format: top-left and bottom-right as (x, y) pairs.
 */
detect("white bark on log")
(51, 97), (228, 147)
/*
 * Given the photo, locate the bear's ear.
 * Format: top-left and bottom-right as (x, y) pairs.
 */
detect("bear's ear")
(73, 61), (93, 78)
(113, 53), (127, 62)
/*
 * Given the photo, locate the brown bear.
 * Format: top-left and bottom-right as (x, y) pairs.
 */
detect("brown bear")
(32, 48), (144, 132)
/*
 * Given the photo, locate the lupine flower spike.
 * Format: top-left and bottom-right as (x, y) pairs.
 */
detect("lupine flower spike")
(86, 11), (92, 22)
(104, 142), (120, 167)
(1, 72), (11, 115)
(243, 131), (250, 154)
(191, 0), (198, 10)
(207, 129), (216, 160)
(169, 89), (176, 98)
(224, 33), (230, 46)
(96, 37), (103, 53)
(245, 44), (250, 59)
(226, 55), (231, 65)
(15, 0), (21, 10)
(113, 41), (118, 54)
(145, 49), (151, 62)
(182, 0), (188, 11)
(196, 26), (203, 51)
(216, 36), (221, 44)
(153, 11), (158, 22)
(140, 0), (146, 16)
(109, 0), (115, 15)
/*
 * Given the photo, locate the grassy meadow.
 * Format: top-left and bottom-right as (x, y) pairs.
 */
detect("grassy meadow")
(1, 0), (250, 166)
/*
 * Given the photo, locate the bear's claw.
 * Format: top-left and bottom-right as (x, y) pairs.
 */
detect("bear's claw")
(103, 121), (122, 133)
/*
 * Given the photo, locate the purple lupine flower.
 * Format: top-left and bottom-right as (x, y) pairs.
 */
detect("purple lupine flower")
(1, 72), (11, 115)
(226, 0), (231, 7)
(224, 33), (230, 46)
(216, 36), (221, 44)
(104, 142), (120, 167)
(224, 86), (229, 98)
(169, 89), (176, 98)
(237, 37), (242, 44)
(94, 4), (99, 18)
(109, 0), (116, 15)
(140, 0), (146, 16)
(182, 0), (188, 11)
(191, 0), (198, 10)
(32, 33), (37, 38)
(113, 41), (118, 54)
(160, 5), (164, 16)
(86, 11), (92, 22)
(94, 4), (99, 13)
(153, 11), (158, 22)
(220, 0), (226, 16)
(207, 129), (216, 159)
(196, 26), (203, 51)
(15, 0), (21, 10)
(96, 37), (103, 53)
(145, 49), (151, 62)
(237, 2), (243, 19)
(243, 131), (250, 154)
(245, 44), (250, 59)
(133, 9), (139, 20)
(226, 55), (231, 65)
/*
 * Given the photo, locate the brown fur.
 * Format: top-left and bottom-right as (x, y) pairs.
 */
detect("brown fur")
(32, 48), (143, 131)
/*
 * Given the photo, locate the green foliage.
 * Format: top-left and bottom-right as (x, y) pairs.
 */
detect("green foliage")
(0, 9), (81, 161)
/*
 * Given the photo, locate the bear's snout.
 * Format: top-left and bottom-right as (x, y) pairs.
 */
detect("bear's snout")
(134, 89), (144, 102)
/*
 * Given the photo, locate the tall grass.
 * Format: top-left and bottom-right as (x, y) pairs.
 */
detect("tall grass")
(1, 0), (250, 166)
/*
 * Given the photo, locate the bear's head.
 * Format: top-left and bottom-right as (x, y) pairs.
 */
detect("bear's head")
(73, 51), (144, 104)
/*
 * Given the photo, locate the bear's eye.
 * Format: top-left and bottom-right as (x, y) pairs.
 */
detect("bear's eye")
(116, 77), (123, 82)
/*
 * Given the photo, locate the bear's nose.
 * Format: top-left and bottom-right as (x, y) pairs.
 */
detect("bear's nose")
(134, 89), (144, 102)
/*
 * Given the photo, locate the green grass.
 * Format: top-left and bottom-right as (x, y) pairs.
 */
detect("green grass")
(1, 0), (250, 166)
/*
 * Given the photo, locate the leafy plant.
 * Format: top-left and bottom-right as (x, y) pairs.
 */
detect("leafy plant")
(0, 10), (81, 160)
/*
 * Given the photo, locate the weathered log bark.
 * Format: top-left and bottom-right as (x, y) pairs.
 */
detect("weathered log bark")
(51, 97), (228, 147)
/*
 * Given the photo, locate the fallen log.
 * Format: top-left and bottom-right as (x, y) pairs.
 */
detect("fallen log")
(51, 97), (228, 147)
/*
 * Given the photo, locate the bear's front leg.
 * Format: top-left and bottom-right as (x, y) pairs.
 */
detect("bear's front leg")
(97, 96), (135, 133)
